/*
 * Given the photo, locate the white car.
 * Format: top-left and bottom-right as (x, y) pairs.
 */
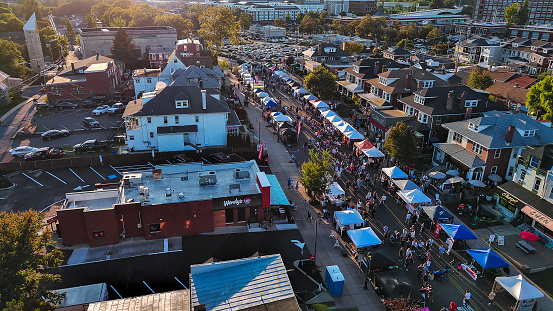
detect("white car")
(328, 195), (345, 207)
(107, 103), (125, 114)
(92, 105), (110, 115)
(10, 146), (38, 157)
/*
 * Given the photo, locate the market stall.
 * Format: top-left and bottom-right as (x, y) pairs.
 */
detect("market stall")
(438, 223), (477, 252)
(382, 166), (408, 179)
(392, 179), (419, 191)
(334, 210), (365, 235)
(493, 274), (544, 311)
(347, 227), (382, 249)
(397, 189), (432, 213)
(362, 147), (385, 158)
(421, 205), (454, 223)
(327, 182), (345, 206)
(466, 249), (509, 270)
(344, 130), (364, 140)
(304, 94), (318, 101)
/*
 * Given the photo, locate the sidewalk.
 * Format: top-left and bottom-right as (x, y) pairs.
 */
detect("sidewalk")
(235, 82), (385, 310)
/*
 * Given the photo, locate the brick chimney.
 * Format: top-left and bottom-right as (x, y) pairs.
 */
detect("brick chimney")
(374, 61), (380, 76)
(446, 90), (454, 111)
(381, 65), (387, 73)
(506, 125), (515, 142)
(405, 74), (411, 90)
(465, 107), (473, 120)
(459, 91), (466, 110)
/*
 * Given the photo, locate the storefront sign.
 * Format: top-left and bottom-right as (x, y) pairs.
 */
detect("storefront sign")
(495, 187), (527, 210)
(212, 193), (262, 210)
(521, 205), (553, 232)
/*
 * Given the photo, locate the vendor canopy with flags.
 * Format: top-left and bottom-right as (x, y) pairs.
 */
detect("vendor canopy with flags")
(335, 210), (364, 227)
(347, 227), (382, 248)
(495, 274), (544, 301)
(422, 205), (454, 222)
(304, 94), (318, 101)
(466, 249), (509, 269)
(440, 223), (477, 240)
(362, 147), (385, 158)
(382, 166), (408, 179)
(398, 189), (432, 204)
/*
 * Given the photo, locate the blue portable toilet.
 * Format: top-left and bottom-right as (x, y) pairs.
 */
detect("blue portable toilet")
(325, 265), (340, 286)
(328, 272), (345, 297)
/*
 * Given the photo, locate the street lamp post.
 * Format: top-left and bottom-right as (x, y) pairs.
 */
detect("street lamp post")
(314, 213), (321, 264)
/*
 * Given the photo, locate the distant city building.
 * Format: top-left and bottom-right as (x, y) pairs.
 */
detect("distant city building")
(77, 26), (177, 60)
(348, 0), (377, 14)
(249, 25), (286, 39)
(387, 9), (470, 32)
(454, 21), (507, 37)
(209, 0), (323, 22)
(23, 13), (45, 73)
(148, 47), (172, 68)
(473, 0), (553, 25)
(508, 24), (553, 42)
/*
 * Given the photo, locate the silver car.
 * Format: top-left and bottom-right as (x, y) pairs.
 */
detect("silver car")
(10, 146), (38, 157)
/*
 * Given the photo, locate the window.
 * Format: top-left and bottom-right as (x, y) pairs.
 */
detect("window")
(464, 100), (478, 107)
(533, 178), (542, 192)
(468, 122), (479, 132)
(150, 132), (154, 138)
(511, 30), (518, 36)
(532, 32), (539, 39)
(52, 87), (63, 95)
(507, 166), (515, 176)
(543, 33), (550, 41)
(163, 116), (168, 124)
(173, 58), (178, 63)
(490, 166), (498, 174)
(519, 169), (527, 183)
(494, 149), (501, 159)
(548, 188), (553, 199)
(176, 100), (189, 108)
(379, 77), (387, 85)
(152, 54), (157, 60)
(135, 79), (140, 84)
(147, 117), (151, 123)
(188, 78), (199, 84)
(225, 209), (234, 224)
(404, 105), (414, 116)
(523, 130), (536, 137)
(423, 81), (434, 88)
(72, 85), (84, 95)
(128, 135), (134, 140)
(417, 112), (428, 124)
(93, 230), (105, 238)
(471, 142), (483, 155)
(522, 31), (530, 38)
(175, 116), (179, 124)
(149, 224), (161, 233)
(195, 116), (199, 122)
(435, 117), (442, 125)
(383, 91), (391, 102)
(414, 94), (425, 105)
(146, 78), (152, 83)
(530, 156), (540, 168)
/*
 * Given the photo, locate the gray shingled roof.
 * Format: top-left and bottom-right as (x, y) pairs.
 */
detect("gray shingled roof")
(441, 111), (553, 149)
(435, 143), (486, 168)
(171, 65), (220, 89)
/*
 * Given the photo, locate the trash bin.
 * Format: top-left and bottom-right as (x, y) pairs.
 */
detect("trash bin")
(328, 272), (344, 297)
(325, 265), (340, 286)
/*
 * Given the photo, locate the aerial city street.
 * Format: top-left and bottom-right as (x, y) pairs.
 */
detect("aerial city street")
(1, 0), (553, 310)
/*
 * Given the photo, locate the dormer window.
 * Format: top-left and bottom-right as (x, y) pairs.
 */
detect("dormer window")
(523, 129), (536, 137)
(353, 65), (359, 73)
(176, 100), (189, 108)
(468, 122), (479, 132)
(189, 78), (199, 84)
(464, 100), (478, 107)
(414, 94), (425, 105)
(422, 81), (434, 88)
(379, 77), (387, 85)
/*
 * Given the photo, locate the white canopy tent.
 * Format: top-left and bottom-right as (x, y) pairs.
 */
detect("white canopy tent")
(382, 166), (408, 179)
(321, 110), (336, 118)
(362, 147), (385, 158)
(393, 179), (420, 191)
(295, 88), (310, 95)
(304, 94), (318, 101)
(398, 189), (432, 204)
(272, 114), (293, 123)
(334, 210), (365, 235)
(344, 130), (365, 140)
(494, 275), (544, 311)
(257, 92), (269, 98)
(326, 115), (342, 123)
(327, 182), (345, 196)
(312, 101), (329, 109)
(337, 123), (355, 134)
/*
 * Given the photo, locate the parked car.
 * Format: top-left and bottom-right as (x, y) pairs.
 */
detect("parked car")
(107, 103), (126, 114)
(36, 102), (54, 109)
(41, 129), (71, 140)
(211, 152), (231, 163)
(24, 147), (66, 161)
(90, 95), (106, 101)
(10, 146), (38, 157)
(82, 100), (98, 108)
(73, 139), (112, 153)
(83, 117), (100, 128)
(92, 105), (110, 115)
(56, 102), (79, 109)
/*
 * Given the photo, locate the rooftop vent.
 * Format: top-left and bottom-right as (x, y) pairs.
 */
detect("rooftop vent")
(234, 169), (251, 180)
(165, 187), (172, 197)
(229, 183), (241, 193)
(199, 171), (217, 187)
(122, 173), (143, 187)
(152, 169), (162, 180)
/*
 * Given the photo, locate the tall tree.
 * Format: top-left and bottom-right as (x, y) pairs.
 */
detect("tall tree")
(467, 67), (493, 90)
(91, 1), (111, 19)
(110, 28), (138, 67)
(0, 39), (32, 78)
(86, 13), (96, 27)
(428, 0), (444, 9)
(39, 26), (67, 61)
(273, 18), (286, 28)
(238, 12), (252, 31)
(300, 149), (334, 198)
(296, 12), (304, 23)
(129, 3), (160, 27)
(153, 14), (191, 39)
(426, 28), (442, 44)
(526, 75), (553, 121)
(64, 18), (75, 43)
(517, 0), (529, 25)
(461, 5), (474, 16)
(0, 211), (64, 310)
(304, 64), (337, 100)
(383, 122), (419, 166)
(285, 12), (292, 25)
(504, 3), (519, 27)
(198, 6), (239, 50)
(343, 41), (364, 55)
(299, 14), (321, 33)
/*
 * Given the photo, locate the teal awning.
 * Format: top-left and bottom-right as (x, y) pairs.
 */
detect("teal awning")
(267, 174), (290, 206)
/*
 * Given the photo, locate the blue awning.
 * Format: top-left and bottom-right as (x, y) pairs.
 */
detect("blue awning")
(440, 223), (477, 240)
(335, 210), (364, 227)
(347, 227), (382, 248)
(466, 249), (509, 269)
(267, 174), (289, 206)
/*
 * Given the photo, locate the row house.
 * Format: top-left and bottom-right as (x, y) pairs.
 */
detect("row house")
(382, 47), (411, 61)
(454, 36), (502, 63)
(433, 111), (553, 182)
(501, 38), (553, 74)
(337, 58), (407, 98)
(302, 43), (350, 63)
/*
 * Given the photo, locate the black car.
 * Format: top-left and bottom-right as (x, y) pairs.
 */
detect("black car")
(83, 117), (100, 128)
(90, 95), (106, 101)
(56, 102), (79, 109)
(82, 100), (98, 108)
(41, 129), (71, 140)
(36, 102), (54, 109)
(210, 152), (231, 163)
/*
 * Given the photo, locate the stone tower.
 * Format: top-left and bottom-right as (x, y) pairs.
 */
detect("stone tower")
(23, 13), (45, 73)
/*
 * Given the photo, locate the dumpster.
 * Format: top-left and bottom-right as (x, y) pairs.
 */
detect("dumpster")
(328, 272), (344, 297)
(325, 265), (340, 286)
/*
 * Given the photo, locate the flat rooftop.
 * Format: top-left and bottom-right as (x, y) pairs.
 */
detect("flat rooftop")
(64, 161), (262, 210)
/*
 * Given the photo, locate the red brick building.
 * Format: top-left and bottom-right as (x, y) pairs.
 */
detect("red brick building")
(56, 161), (275, 247)
(45, 55), (123, 101)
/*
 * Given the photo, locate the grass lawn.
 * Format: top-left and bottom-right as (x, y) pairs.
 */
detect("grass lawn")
(528, 269), (553, 298)
(0, 96), (26, 119)
(336, 103), (353, 118)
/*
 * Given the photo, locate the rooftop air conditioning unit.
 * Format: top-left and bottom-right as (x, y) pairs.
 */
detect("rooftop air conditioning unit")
(199, 171), (217, 187)
(234, 169), (251, 180)
(122, 173), (143, 187)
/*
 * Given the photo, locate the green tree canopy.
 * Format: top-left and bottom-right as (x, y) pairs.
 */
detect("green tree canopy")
(110, 27), (138, 67)
(460, 5), (473, 16)
(300, 149), (334, 197)
(383, 122), (419, 166)
(299, 14), (321, 33)
(428, 0), (444, 9)
(198, 6), (239, 50)
(517, 0), (529, 25)
(526, 75), (553, 121)
(343, 41), (364, 55)
(153, 14), (192, 39)
(0, 211), (64, 310)
(426, 28), (442, 43)
(504, 3), (519, 27)
(86, 13), (96, 27)
(39, 26), (67, 62)
(434, 43), (448, 54)
(467, 67), (493, 90)
(91, 1), (111, 19)
(273, 17), (286, 28)
(0, 39), (32, 78)
(304, 64), (337, 100)
(285, 12), (292, 24)
(64, 18), (75, 43)
(238, 12), (252, 31)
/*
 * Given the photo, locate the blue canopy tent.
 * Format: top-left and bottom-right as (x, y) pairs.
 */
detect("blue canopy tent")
(422, 205), (454, 223)
(347, 227), (382, 249)
(254, 88), (264, 93)
(440, 224), (477, 240)
(335, 210), (365, 234)
(466, 249), (509, 269)
(264, 100), (278, 107)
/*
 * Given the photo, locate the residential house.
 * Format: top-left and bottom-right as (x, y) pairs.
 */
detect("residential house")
(382, 47), (411, 60)
(171, 65), (221, 90)
(123, 85), (230, 151)
(433, 111), (553, 182)
(133, 68), (162, 99)
(302, 43), (350, 63)
(454, 36), (501, 63)
(398, 85), (504, 141)
(501, 38), (553, 74)
(338, 58), (407, 98)
(149, 47), (172, 68)
(0, 70), (22, 105)
(488, 82), (529, 108)
(46, 55), (123, 101)
(514, 145), (553, 201)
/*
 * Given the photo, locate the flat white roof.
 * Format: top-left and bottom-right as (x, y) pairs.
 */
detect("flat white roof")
(84, 62), (109, 73)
